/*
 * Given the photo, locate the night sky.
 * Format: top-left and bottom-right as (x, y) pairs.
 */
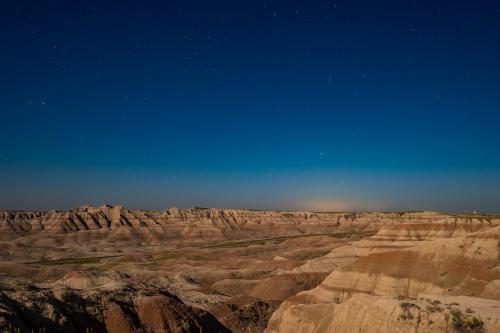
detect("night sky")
(1, 1), (499, 212)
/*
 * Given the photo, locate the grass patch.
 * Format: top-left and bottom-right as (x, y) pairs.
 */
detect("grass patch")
(204, 238), (281, 249)
(152, 252), (210, 262)
(203, 230), (376, 249)
(28, 255), (121, 266)
(186, 254), (209, 261)
(445, 213), (500, 222)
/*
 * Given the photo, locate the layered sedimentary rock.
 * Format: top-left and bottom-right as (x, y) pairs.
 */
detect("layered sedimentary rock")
(0, 205), (363, 243)
(2, 206), (495, 246)
(266, 224), (500, 333)
(2, 206), (499, 333)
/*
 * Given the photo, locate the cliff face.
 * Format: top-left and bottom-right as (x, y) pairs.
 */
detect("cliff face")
(1, 205), (491, 245)
(0, 205), (361, 243)
(265, 223), (500, 333)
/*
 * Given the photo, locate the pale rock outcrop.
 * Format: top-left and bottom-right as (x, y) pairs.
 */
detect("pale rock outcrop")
(266, 226), (500, 333)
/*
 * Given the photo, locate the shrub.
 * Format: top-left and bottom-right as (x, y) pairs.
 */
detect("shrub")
(450, 309), (485, 333)
(426, 304), (443, 313)
(400, 302), (420, 310)
(399, 302), (420, 321)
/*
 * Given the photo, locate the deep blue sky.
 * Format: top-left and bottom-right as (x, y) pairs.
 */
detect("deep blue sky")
(1, 1), (499, 212)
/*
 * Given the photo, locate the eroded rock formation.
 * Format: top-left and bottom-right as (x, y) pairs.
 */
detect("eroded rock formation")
(1, 206), (499, 333)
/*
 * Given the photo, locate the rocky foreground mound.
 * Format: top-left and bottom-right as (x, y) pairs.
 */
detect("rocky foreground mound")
(0, 280), (229, 333)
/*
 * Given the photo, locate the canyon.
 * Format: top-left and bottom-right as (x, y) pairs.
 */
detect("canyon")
(1, 206), (499, 332)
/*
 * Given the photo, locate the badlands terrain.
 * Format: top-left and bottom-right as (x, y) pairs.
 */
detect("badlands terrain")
(0, 205), (499, 333)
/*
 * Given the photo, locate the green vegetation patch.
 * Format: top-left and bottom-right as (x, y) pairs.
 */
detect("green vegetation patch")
(445, 212), (500, 222)
(203, 230), (376, 249)
(152, 252), (210, 261)
(29, 255), (121, 266)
